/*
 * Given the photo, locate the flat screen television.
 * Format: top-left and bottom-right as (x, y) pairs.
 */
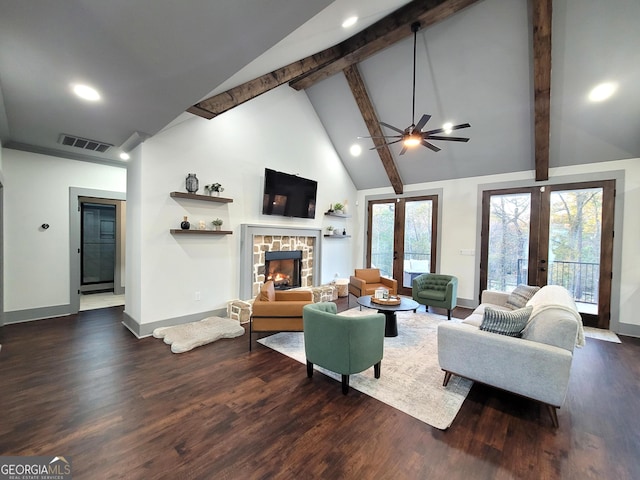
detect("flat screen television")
(262, 168), (317, 219)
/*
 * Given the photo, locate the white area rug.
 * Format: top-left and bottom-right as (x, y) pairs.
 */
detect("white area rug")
(258, 309), (473, 430)
(154, 316), (244, 353)
(583, 326), (621, 343)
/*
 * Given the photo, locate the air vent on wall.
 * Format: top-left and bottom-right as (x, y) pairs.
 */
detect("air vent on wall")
(58, 134), (113, 153)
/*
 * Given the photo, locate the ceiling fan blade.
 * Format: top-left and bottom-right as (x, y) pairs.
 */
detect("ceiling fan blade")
(423, 123), (471, 135)
(380, 122), (406, 134)
(427, 135), (470, 142)
(399, 145), (408, 155)
(369, 139), (403, 150)
(358, 135), (403, 139)
(414, 114), (431, 132)
(421, 140), (441, 152)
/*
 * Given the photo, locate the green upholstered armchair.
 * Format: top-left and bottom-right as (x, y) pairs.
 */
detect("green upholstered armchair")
(302, 302), (385, 394)
(412, 273), (458, 320)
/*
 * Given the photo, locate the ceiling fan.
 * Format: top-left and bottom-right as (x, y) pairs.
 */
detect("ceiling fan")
(361, 21), (471, 155)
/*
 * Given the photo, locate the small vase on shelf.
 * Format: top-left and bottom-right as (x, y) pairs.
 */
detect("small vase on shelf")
(185, 173), (199, 194)
(180, 216), (190, 230)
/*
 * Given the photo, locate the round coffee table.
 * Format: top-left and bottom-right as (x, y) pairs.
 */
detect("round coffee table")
(356, 295), (420, 337)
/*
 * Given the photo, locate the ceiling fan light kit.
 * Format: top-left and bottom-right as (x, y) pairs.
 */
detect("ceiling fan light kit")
(362, 21), (471, 155)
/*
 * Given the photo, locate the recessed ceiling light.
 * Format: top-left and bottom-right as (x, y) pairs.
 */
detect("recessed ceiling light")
(442, 122), (453, 134)
(588, 82), (617, 102)
(342, 16), (358, 28)
(72, 84), (101, 101)
(349, 144), (362, 156)
(119, 152), (130, 160)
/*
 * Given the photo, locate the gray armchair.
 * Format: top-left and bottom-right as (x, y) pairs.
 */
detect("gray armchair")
(303, 302), (385, 394)
(412, 273), (458, 319)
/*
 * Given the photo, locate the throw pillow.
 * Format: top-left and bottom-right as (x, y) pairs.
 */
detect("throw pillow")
(506, 285), (540, 310)
(480, 306), (533, 337)
(259, 281), (275, 301)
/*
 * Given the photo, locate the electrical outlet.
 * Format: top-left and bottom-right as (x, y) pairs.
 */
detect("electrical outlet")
(194, 291), (201, 301)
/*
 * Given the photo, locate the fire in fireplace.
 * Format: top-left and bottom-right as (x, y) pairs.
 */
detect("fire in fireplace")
(264, 250), (303, 289)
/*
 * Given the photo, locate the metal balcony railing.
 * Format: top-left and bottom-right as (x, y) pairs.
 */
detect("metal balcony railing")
(370, 252), (431, 279)
(489, 259), (599, 304)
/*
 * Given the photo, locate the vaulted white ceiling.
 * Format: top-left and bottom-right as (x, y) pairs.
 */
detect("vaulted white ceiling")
(0, 0), (638, 190)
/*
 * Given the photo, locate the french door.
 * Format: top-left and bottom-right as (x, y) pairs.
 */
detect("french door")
(367, 196), (438, 296)
(480, 180), (615, 328)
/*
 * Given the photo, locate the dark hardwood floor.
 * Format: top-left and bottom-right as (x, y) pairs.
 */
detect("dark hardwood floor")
(1, 299), (639, 479)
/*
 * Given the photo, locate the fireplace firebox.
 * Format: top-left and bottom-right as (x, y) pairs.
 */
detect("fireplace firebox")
(264, 250), (303, 290)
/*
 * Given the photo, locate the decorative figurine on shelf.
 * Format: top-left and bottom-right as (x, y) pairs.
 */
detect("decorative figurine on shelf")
(198, 220), (206, 230)
(185, 173), (199, 194)
(328, 204), (334, 214)
(205, 183), (224, 196)
(212, 218), (223, 231)
(180, 216), (190, 230)
(343, 228), (346, 235)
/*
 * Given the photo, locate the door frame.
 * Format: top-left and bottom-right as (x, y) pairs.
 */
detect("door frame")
(364, 190), (443, 296)
(69, 188), (126, 313)
(477, 174), (622, 330)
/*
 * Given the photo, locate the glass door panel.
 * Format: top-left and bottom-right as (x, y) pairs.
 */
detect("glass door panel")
(547, 188), (603, 315)
(402, 199), (434, 289)
(369, 202), (395, 278)
(486, 192), (532, 292)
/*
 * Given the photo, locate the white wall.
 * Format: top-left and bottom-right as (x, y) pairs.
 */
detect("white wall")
(129, 85), (358, 326)
(355, 158), (640, 332)
(3, 149), (126, 312)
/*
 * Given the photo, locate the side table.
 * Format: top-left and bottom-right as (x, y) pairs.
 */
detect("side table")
(335, 278), (349, 297)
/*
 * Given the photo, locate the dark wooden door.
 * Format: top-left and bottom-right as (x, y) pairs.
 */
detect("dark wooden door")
(480, 180), (615, 328)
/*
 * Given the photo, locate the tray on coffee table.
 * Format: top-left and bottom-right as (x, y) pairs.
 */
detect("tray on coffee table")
(371, 296), (401, 306)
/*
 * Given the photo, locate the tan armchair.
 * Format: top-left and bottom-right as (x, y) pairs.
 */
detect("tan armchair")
(348, 268), (398, 299)
(249, 281), (313, 351)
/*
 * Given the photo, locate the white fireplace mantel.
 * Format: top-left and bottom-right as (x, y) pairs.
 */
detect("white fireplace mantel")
(239, 224), (322, 301)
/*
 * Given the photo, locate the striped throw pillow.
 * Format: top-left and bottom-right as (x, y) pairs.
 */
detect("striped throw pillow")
(506, 285), (540, 310)
(480, 306), (533, 337)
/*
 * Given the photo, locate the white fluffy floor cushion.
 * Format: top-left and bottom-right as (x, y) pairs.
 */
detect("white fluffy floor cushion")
(153, 316), (245, 353)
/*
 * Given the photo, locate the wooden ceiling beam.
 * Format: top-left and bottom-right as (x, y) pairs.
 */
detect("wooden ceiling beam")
(290, 0), (481, 91)
(187, 0), (481, 119)
(344, 65), (404, 194)
(532, 0), (552, 181)
(187, 48), (342, 119)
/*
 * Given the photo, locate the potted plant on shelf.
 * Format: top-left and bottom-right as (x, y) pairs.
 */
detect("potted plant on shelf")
(333, 202), (344, 215)
(205, 183), (224, 196)
(212, 218), (224, 231)
(326, 225), (335, 235)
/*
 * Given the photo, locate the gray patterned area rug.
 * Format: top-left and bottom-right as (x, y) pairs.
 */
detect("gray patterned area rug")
(258, 309), (473, 430)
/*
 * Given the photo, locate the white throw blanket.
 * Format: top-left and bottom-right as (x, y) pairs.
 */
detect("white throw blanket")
(526, 285), (586, 347)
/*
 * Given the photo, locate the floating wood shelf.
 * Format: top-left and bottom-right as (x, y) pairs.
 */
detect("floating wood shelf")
(324, 212), (351, 218)
(170, 229), (232, 235)
(170, 191), (233, 203)
(324, 234), (351, 238)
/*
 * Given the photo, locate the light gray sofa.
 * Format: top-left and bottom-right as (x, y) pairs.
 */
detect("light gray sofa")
(438, 285), (584, 427)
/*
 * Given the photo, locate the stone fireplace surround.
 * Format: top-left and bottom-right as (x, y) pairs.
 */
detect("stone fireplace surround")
(239, 224), (322, 301)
